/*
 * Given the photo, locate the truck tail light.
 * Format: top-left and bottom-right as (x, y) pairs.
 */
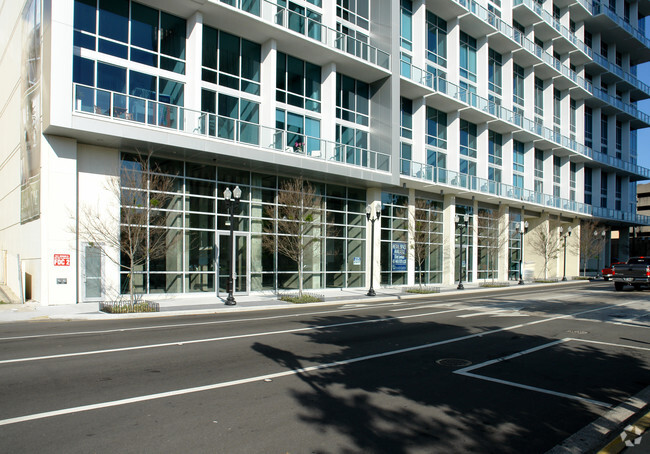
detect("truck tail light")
(646, 266), (650, 277)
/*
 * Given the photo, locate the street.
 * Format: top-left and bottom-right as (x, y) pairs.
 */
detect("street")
(0, 282), (649, 453)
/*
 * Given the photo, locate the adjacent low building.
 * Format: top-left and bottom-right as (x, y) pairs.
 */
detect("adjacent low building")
(0, 0), (648, 304)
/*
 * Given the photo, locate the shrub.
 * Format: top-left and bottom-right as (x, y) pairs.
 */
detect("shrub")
(479, 282), (510, 288)
(100, 301), (160, 313)
(278, 293), (324, 304)
(405, 286), (440, 294)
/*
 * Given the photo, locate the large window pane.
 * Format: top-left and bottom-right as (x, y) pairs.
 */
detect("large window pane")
(160, 12), (186, 59)
(97, 62), (126, 93)
(74, 0), (96, 33)
(131, 2), (158, 52)
(98, 0), (128, 43)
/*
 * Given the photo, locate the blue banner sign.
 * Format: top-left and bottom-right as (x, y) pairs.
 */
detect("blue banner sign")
(392, 242), (407, 271)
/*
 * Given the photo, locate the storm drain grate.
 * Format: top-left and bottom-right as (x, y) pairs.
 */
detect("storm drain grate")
(436, 358), (472, 367)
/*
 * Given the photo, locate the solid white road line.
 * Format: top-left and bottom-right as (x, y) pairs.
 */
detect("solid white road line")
(0, 301), (638, 427)
(458, 309), (510, 318)
(454, 337), (650, 408)
(0, 303), (423, 342)
(0, 308), (466, 365)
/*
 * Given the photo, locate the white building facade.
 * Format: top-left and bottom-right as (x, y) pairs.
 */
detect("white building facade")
(1, 0), (649, 304)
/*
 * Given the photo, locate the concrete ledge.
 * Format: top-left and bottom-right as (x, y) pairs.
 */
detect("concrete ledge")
(545, 385), (650, 454)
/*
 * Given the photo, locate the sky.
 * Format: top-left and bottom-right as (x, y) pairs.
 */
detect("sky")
(636, 63), (650, 178)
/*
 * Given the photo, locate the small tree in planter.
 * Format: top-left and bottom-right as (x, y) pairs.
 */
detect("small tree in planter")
(571, 220), (607, 276)
(528, 221), (561, 280)
(78, 153), (180, 305)
(262, 177), (324, 298)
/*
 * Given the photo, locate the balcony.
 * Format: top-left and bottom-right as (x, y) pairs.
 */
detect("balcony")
(591, 149), (650, 180)
(590, 3), (650, 51)
(591, 87), (650, 128)
(72, 84), (391, 174)
(217, 0), (390, 71)
(592, 206), (650, 225)
(513, 0), (591, 59)
(590, 52), (650, 100)
(400, 159), (592, 215)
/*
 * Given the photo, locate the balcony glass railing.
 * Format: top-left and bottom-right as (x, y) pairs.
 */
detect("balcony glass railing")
(401, 159), (650, 224)
(400, 159), (592, 214)
(513, 0), (590, 56)
(454, 0), (591, 93)
(591, 3), (650, 49)
(73, 84), (391, 173)
(592, 53), (650, 97)
(219, 0), (390, 70)
(592, 88), (650, 125)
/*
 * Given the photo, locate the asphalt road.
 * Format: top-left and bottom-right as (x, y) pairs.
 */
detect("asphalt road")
(0, 282), (648, 453)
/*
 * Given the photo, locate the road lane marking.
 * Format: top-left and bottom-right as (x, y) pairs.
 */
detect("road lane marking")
(454, 337), (650, 408)
(0, 301), (640, 427)
(0, 304), (424, 342)
(458, 309), (510, 318)
(0, 309), (466, 365)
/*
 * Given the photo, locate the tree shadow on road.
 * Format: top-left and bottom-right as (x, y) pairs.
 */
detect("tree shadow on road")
(251, 309), (650, 454)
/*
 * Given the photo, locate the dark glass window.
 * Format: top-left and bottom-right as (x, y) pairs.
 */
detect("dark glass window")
(131, 2), (158, 52)
(74, 0), (96, 33)
(160, 12), (186, 59)
(73, 55), (95, 86)
(97, 62), (126, 93)
(98, 0), (129, 43)
(129, 70), (156, 99)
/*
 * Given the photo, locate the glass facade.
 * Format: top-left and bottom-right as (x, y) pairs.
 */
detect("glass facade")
(380, 193), (409, 286)
(119, 154), (367, 294)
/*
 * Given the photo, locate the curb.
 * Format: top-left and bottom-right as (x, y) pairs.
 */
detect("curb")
(546, 385), (650, 454)
(0, 280), (592, 322)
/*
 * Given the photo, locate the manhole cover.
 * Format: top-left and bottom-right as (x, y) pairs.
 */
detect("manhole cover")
(436, 358), (472, 367)
(567, 330), (589, 334)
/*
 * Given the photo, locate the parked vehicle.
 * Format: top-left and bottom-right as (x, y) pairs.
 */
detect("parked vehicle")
(601, 262), (625, 280)
(612, 257), (650, 291)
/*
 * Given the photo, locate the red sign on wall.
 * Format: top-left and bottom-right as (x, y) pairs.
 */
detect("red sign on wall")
(54, 254), (70, 266)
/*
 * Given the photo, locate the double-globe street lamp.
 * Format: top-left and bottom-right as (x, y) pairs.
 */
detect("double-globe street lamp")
(560, 226), (572, 281)
(455, 213), (469, 290)
(515, 221), (528, 285)
(366, 203), (381, 296)
(223, 186), (241, 306)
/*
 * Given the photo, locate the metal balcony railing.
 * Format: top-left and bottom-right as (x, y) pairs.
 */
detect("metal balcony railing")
(401, 159), (650, 224)
(72, 83), (391, 173)
(400, 159), (592, 214)
(219, 0), (390, 70)
(591, 2), (650, 49)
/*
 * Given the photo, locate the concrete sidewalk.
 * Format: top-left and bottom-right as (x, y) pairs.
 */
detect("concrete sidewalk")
(0, 280), (590, 322)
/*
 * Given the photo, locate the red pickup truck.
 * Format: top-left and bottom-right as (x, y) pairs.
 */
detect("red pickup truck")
(601, 262), (625, 280)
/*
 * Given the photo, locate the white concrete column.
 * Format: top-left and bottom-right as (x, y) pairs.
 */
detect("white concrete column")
(407, 188), (416, 286)
(321, 63), (337, 145)
(41, 135), (78, 305)
(185, 12), (203, 113)
(498, 204), (510, 282)
(260, 39), (277, 132)
(442, 194), (456, 285)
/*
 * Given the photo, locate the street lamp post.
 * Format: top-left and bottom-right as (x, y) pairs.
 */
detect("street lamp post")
(515, 221), (529, 285)
(223, 186), (241, 306)
(366, 203), (381, 296)
(455, 213), (469, 290)
(560, 226), (572, 281)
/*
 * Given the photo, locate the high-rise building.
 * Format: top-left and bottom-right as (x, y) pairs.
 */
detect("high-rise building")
(1, 0), (648, 304)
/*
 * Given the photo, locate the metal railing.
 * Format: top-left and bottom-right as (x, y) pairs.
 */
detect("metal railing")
(73, 83), (391, 173)
(592, 88), (650, 125)
(591, 2), (650, 49)
(219, 0), (390, 70)
(400, 159), (591, 214)
(400, 159), (650, 224)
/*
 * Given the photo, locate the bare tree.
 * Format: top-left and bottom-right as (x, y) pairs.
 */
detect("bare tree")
(477, 209), (509, 283)
(528, 221), (561, 280)
(571, 220), (607, 276)
(410, 199), (435, 288)
(78, 153), (180, 304)
(262, 177), (323, 297)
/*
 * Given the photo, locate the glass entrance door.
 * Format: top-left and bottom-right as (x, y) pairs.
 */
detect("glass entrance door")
(218, 233), (249, 295)
(84, 244), (103, 301)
